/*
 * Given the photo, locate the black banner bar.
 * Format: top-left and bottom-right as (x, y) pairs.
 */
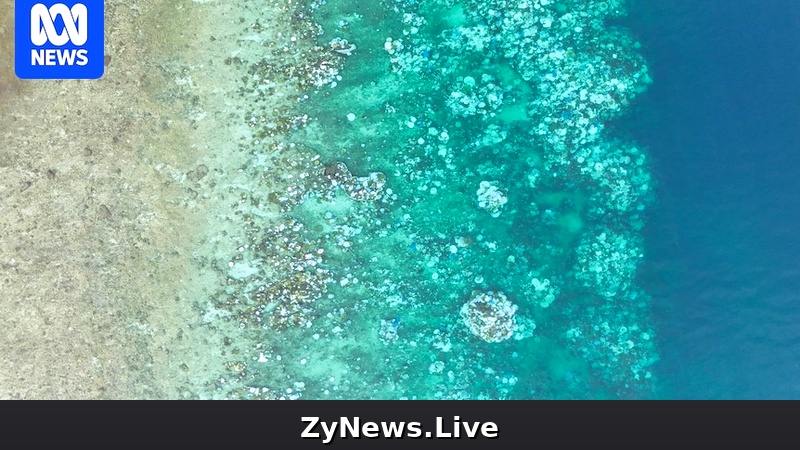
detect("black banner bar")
(1, 401), (798, 446)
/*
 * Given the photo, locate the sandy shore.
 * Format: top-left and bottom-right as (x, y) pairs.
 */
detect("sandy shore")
(0, 0), (301, 398)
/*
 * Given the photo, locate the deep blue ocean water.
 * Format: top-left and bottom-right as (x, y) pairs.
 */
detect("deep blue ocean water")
(622, 0), (800, 398)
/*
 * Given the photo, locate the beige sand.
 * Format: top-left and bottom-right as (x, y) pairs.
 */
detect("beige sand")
(0, 0), (303, 398)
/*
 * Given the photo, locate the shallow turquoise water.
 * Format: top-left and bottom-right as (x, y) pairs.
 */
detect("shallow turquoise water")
(220, 0), (659, 399)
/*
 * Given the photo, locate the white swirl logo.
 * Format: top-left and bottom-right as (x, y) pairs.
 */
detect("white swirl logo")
(30, 3), (88, 46)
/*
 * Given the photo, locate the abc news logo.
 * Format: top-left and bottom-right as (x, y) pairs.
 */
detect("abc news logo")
(15, 1), (104, 79)
(30, 3), (89, 66)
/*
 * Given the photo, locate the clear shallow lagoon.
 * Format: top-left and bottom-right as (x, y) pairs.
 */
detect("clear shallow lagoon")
(218, 0), (660, 399)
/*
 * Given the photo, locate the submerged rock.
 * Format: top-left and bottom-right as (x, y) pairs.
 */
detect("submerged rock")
(460, 290), (518, 343)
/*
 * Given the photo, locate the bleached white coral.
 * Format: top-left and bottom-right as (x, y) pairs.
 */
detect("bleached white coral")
(477, 181), (507, 217)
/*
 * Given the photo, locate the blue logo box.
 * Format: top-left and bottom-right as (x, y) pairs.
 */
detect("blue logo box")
(15, 0), (104, 79)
